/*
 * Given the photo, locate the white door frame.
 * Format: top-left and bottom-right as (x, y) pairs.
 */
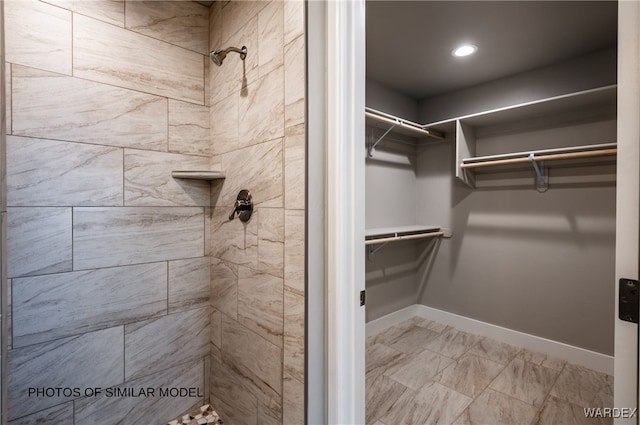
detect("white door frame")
(615, 1), (640, 423)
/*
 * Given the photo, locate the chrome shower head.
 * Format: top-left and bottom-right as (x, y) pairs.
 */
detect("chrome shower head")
(210, 46), (247, 66)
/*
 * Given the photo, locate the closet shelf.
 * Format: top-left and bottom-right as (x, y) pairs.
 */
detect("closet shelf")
(171, 170), (226, 180)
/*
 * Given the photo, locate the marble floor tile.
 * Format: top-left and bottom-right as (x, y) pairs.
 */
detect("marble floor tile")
(366, 373), (409, 425)
(424, 328), (479, 360)
(550, 363), (613, 408)
(387, 325), (441, 354)
(439, 354), (505, 398)
(454, 388), (538, 425)
(412, 316), (450, 334)
(468, 337), (521, 365)
(387, 349), (454, 391)
(532, 395), (612, 425)
(367, 320), (415, 347)
(380, 382), (472, 425)
(366, 343), (406, 377)
(490, 357), (559, 406)
(519, 349), (567, 371)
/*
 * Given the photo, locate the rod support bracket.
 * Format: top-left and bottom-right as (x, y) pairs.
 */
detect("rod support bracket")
(528, 153), (548, 192)
(368, 123), (397, 157)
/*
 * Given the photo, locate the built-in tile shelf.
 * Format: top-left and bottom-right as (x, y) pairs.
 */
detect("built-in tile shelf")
(171, 171), (225, 180)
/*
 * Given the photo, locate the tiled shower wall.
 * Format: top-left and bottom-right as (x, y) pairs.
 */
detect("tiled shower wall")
(208, 1), (306, 424)
(4, 1), (213, 423)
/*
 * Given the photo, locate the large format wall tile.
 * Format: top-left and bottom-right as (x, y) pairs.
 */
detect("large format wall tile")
(73, 207), (204, 269)
(12, 263), (167, 347)
(284, 287), (304, 383)
(124, 307), (210, 381)
(6, 63), (11, 135)
(211, 93), (239, 155)
(74, 14), (204, 104)
(238, 267), (283, 347)
(9, 401), (73, 425)
(238, 67), (285, 146)
(284, 36), (305, 128)
(283, 373), (304, 425)
(125, 1), (209, 54)
(4, 0), (72, 75)
(211, 257), (239, 320)
(7, 136), (123, 207)
(211, 207), (258, 269)
(221, 315), (282, 395)
(284, 210), (305, 294)
(75, 359), (204, 425)
(284, 124), (305, 210)
(8, 327), (124, 419)
(42, 0), (125, 26)
(258, 208), (284, 278)
(169, 99), (210, 156)
(258, 1), (284, 77)
(211, 352), (258, 425)
(220, 1), (267, 43)
(7, 207), (71, 278)
(220, 139), (283, 207)
(124, 150), (210, 207)
(169, 257), (210, 313)
(12, 65), (167, 151)
(284, 0), (304, 46)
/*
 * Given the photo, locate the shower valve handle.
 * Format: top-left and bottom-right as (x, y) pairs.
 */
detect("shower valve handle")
(228, 190), (253, 222)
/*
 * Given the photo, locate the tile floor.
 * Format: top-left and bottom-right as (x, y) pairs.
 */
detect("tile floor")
(366, 317), (614, 425)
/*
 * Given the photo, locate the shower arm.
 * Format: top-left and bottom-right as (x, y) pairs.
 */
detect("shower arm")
(214, 46), (247, 60)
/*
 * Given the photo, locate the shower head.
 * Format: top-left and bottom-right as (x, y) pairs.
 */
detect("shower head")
(210, 46), (247, 66)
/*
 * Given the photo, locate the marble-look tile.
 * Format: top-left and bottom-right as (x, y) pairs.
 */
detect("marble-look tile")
(424, 328), (480, 360)
(519, 349), (567, 372)
(468, 337), (521, 365)
(454, 388), (538, 425)
(532, 395), (612, 425)
(284, 209), (305, 294)
(284, 286), (305, 382)
(220, 1), (267, 44)
(211, 93), (239, 155)
(550, 363), (613, 408)
(284, 35), (305, 128)
(211, 309), (222, 348)
(210, 206), (258, 269)
(490, 357), (559, 406)
(205, 207), (212, 256)
(8, 327), (124, 419)
(368, 320), (416, 347)
(211, 257), (239, 320)
(6, 63), (11, 136)
(283, 373), (304, 425)
(168, 99), (210, 156)
(209, 1), (222, 53)
(439, 354), (504, 398)
(7, 136), (123, 207)
(284, 0), (305, 46)
(238, 67), (285, 146)
(366, 373), (409, 424)
(258, 1), (284, 77)
(412, 317), (450, 333)
(125, 1), (209, 54)
(238, 267), (283, 347)
(73, 207), (204, 269)
(125, 307), (210, 380)
(388, 349), (455, 391)
(211, 15), (259, 105)
(12, 263), (166, 347)
(259, 208), (284, 278)
(73, 14), (204, 104)
(124, 150), (210, 206)
(284, 124), (305, 210)
(8, 401), (73, 425)
(366, 343), (406, 378)
(12, 65), (167, 151)
(381, 382), (472, 425)
(490, 357), (558, 407)
(210, 353), (258, 425)
(42, 0), (124, 26)
(5, 0), (72, 75)
(387, 325), (440, 354)
(7, 278), (12, 349)
(7, 207), (71, 278)
(168, 257), (210, 313)
(221, 315), (282, 395)
(217, 138), (283, 207)
(75, 359), (204, 425)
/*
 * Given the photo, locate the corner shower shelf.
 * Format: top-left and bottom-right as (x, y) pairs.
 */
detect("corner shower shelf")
(171, 170), (226, 180)
(365, 225), (452, 258)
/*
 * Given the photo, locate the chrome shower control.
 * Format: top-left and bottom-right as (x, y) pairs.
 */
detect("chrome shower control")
(229, 189), (253, 222)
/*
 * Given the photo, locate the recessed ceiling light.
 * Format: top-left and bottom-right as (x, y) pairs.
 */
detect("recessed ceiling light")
(452, 44), (477, 57)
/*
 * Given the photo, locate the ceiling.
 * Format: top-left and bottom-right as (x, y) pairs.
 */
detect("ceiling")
(366, 1), (617, 100)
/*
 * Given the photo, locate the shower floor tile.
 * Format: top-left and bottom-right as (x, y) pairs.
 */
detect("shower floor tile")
(366, 318), (613, 425)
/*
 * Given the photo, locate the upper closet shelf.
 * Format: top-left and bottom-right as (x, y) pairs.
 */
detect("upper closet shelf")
(171, 170), (226, 180)
(365, 225), (452, 257)
(365, 107), (445, 157)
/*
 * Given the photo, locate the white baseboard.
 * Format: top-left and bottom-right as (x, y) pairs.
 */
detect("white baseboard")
(366, 303), (614, 375)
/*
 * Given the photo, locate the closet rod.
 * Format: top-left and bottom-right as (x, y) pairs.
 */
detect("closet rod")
(365, 110), (445, 140)
(460, 148), (617, 170)
(365, 231), (445, 246)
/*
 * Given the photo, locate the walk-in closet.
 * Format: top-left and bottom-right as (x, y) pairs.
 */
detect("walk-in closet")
(364, 2), (618, 423)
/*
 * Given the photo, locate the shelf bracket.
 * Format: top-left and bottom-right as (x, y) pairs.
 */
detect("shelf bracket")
(368, 124), (396, 157)
(528, 153), (548, 192)
(368, 241), (389, 260)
